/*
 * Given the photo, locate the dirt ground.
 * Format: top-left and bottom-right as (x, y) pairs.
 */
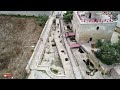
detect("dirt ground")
(0, 16), (43, 79)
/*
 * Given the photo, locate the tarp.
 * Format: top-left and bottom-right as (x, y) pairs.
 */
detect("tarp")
(70, 43), (81, 48)
(65, 32), (75, 37)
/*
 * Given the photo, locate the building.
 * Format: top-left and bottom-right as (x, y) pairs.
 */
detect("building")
(72, 11), (117, 43)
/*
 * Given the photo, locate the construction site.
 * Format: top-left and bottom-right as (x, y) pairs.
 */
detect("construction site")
(0, 11), (120, 79)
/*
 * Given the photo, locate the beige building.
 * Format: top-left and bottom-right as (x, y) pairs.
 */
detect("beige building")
(72, 11), (117, 43)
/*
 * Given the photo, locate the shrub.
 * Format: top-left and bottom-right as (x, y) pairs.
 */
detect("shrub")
(50, 68), (58, 74)
(0, 53), (10, 70)
(0, 14), (35, 18)
(36, 15), (48, 27)
(95, 37), (120, 65)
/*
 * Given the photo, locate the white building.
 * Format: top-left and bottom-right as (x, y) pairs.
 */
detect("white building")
(72, 11), (117, 43)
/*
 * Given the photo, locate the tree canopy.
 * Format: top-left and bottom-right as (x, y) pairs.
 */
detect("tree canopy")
(95, 37), (120, 65)
(63, 11), (73, 23)
(36, 15), (48, 27)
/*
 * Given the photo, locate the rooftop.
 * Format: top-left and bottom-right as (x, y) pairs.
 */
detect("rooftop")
(76, 11), (114, 24)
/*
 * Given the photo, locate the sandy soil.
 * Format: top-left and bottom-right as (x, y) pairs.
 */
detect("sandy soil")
(0, 16), (43, 79)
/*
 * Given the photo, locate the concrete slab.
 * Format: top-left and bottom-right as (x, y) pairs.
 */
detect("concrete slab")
(28, 70), (51, 79)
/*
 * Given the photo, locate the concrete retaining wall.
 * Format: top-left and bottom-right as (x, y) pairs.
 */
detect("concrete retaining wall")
(25, 16), (54, 74)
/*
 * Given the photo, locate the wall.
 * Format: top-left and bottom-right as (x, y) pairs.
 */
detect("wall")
(0, 11), (53, 16)
(25, 16), (54, 74)
(111, 31), (120, 44)
(75, 22), (116, 43)
(116, 14), (120, 27)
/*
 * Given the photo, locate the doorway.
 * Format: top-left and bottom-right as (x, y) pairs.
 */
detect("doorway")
(89, 13), (91, 18)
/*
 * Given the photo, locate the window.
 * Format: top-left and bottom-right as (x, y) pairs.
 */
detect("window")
(96, 27), (99, 30)
(89, 13), (91, 18)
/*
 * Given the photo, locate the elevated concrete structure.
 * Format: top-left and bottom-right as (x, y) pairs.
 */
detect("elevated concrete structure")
(54, 18), (75, 79)
(60, 19), (83, 79)
(25, 16), (54, 74)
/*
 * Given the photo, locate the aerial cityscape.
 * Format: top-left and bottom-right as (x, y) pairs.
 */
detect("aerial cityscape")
(0, 11), (120, 79)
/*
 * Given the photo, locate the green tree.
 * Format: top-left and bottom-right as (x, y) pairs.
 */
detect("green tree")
(36, 15), (48, 27)
(63, 11), (73, 23)
(95, 37), (120, 65)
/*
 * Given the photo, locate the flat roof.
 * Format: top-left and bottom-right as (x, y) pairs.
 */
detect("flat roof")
(75, 11), (115, 24)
